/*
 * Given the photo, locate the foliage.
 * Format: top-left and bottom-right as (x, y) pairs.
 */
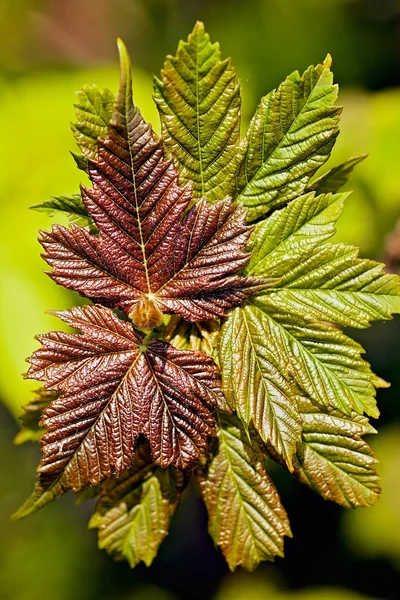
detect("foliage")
(14, 22), (400, 572)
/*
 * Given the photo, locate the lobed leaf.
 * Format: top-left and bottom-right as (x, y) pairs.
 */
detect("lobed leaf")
(236, 56), (341, 221)
(246, 191), (347, 277)
(154, 21), (241, 201)
(89, 444), (186, 567)
(292, 397), (380, 507)
(246, 305), (380, 418)
(14, 304), (226, 519)
(256, 242), (400, 328)
(41, 40), (264, 332)
(306, 154), (366, 194)
(247, 192), (400, 327)
(199, 413), (291, 571)
(219, 305), (302, 470)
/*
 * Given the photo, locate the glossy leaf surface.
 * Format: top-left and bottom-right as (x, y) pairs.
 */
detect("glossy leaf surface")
(42, 41), (263, 331)
(71, 84), (115, 168)
(200, 413), (291, 571)
(90, 444), (185, 567)
(236, 56), (341, 221)
(15, 304), (225, 518)
(247, 193), (400, 328)
(293, 397), (381, 507)
(219, 305), (302, 470)
(154, 21), (241, 201)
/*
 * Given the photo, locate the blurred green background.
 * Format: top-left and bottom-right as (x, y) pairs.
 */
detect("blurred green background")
(1, 1), (400, 599)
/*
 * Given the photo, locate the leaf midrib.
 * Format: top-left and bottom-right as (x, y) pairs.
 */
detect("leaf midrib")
(239, 67), (334, 198)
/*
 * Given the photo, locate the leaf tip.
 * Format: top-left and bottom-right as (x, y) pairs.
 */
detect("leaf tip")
(193, 20), (206, 35)
(323, 53), (333, 68)
(117, 38), (132, 92)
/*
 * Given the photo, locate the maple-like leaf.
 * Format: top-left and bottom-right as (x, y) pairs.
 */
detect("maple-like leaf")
(154, 21), (241, 201)
(292, 397), (381, 507)
(15, 23), (400, 572)
(14, 304), (226, 519)
(247, 192), (400, 329)
(218, 189), (400, 465)
(90, 444), (186, 567)
(236, 56), (341, 221)
(40, 40), (264, 332)
(199, 413), (292, 571)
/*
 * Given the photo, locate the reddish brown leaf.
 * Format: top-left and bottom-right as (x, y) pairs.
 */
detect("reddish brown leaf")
(40, 41), (264, 331)
(26, 305), (226, 497)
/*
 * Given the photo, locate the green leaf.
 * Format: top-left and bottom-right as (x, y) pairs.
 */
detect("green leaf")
(247, 192), (400, 328)
(256, 243), (400, 328)
(236, 56), (341, 221)
(31, 194), (95, 231)
(244, 306), (381, 418)
(199, 413), (291, 571)
(154, 21), (241, 201)
(71, 84), (115, 161)
(89, 445), (185, 568)
(246, 192), (347, 277)
(306, 154), (367, 194)
(219, 305), (302, 470)
(293, 397), (380, 507)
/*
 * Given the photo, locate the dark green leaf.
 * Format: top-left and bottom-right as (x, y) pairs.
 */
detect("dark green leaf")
(31, 194), (95, 230)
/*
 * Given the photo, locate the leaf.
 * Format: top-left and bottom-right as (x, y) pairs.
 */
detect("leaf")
(258, 243), (400, 328)
(154, 21), (241, 201)
(199, 412), (292, 571)
(14, 388), (58, 445)
(292, 397), (380, 507)
(219, 305), (302, 470)
(246, 305), (380, 418)
(31, 194), (95, 231)
(236, 56), (341, 221)
(306, 154), (367, 194)
(246, 192), (400, 328)
(71, 84), (115, 168)
(89, 444), (186, 567)
(41, 40), (264, 332)
(247, 192), (400, 327)
(14, 304), (226, 519)
(245, 191), (347, 277)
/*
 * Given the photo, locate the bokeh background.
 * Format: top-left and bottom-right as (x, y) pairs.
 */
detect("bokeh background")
(1, 1), (400, 599)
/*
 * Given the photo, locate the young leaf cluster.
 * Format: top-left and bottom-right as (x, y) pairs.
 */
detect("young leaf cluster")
(15, 22), (400, 572)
